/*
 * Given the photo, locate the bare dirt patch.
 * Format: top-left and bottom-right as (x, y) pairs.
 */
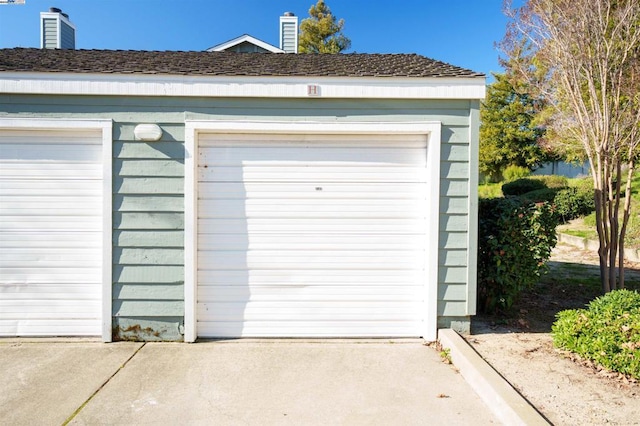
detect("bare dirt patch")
(468, 241), (640, 426)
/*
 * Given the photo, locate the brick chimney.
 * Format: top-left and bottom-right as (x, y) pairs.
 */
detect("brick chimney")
(279, 12), (298, 54)
(40, 7), (76, 49)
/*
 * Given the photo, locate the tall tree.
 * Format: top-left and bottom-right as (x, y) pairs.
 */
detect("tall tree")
(298, 0), (351, 54)
(480, 72), (546, 182)
(501, 0), (640, 291)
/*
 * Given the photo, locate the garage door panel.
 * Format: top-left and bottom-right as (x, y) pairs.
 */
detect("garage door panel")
(200, 182), (428, 199)
(198, 301), (422, 321)
(0, 143), (101, 162)
(199, 218), (427, 235)
(198, 251), (424, 270)
(0, 320), (101, 337)
(0, 249), (102, 268)
(198, 321), (423, 338)
(200, 147), (427, 166)
(0, 129), (103, 337)
(0, 206), (102, 217)
(200, 285), (423, 301)
(197, 269), (423, 285)
(0, 300), (101, 318)
(0, 196), (102, 216)
(200, 133), (426, 146)
(198, 234), (426, 251)
(1, 268), (102, 283)
(0, 179), (102, 196)
(0, 163), (102, 179)
(0, 231), (101, 249)
(200, 165), (427, 183)
(199, 200), (426, 219)
(1, 216), (102, 231)
(197, 134), (428, 338)
(0, 283), (101, 299)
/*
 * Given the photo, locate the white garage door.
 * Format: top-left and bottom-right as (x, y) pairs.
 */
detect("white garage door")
(0, 129), (103, 336)
(197, 133), (428, 337)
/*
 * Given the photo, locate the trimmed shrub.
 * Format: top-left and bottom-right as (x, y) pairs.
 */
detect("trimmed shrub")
(478, 197), (558, 313)
(530, 175), (569, 189)
(503, 165), (531, 182)
(521, 188), (559, 203)
(553, 186), (595, 223)
(502, 178), (547, 197)
(552, 289), (640, 379)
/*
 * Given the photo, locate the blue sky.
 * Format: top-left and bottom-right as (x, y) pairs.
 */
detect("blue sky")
(0, 0), (512, 78)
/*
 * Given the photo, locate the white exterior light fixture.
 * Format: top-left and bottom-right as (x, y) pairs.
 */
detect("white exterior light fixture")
(134, 124), (163, 141)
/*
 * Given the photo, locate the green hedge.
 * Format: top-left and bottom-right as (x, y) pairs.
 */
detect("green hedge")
(478, 197), (558, 313)
(531, 174), (569, 189)
(502, 178), (547, 196)
(521, 188), (560, 203)
(552, 289), (640, 379)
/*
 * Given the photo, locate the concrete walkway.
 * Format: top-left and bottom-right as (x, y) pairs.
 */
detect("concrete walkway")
(1, 339), (499, 425)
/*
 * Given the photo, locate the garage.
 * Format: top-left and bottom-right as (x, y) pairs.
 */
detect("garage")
(186, 122), (441, 339)
(0, 120), (111, 338)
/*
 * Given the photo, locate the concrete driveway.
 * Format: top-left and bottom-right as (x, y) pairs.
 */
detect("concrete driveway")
(1, 339), (499, 425)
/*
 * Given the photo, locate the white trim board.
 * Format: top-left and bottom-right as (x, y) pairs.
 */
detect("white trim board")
(0, 117), (113, 342)
(183, 120), (441, 342)
(0, 72), (486, 99)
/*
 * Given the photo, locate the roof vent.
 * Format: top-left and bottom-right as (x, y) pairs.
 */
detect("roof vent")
(41, 7), (76, 49)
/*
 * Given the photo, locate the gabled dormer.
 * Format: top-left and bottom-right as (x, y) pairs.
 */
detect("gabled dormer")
(206, 12), (298, 54)
(206, 34), (284, 53)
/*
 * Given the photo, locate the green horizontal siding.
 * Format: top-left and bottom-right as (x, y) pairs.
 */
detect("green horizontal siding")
(440, 197), (468, 214)
(115, 159), (184, 177)
(114, 248), (184, 265)
(438, 266), (467, 284)
(114, 230), (184, 247)
(438, 283), (467, 301)
(114, 212), (184, 229)
(441, 144), (470, 162)
(114, 283), (184, 300)
(438, 301), (467, 316)
(115, 177), (184, 194)
(441, 162), (469, 180)
(114, 195), (184, 212)
(440, 214), (468, 232)
(114, 266), (184, 283)
(439, 232), (468, 250)
(113, 300), (184, 317)
(114, 141), (185, 159)
(441, 179), (469, 197)
(439, 249), (468, 267)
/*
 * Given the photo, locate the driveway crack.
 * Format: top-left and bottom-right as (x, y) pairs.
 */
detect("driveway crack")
(61, 343), (146, 426)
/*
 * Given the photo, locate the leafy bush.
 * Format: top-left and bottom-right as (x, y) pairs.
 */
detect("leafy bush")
(521, 188), (559, 203)
(478, 183), (503, 199)
(478, 197), (558, 313)
(552, 289), (640, 379)
(553, 186), (595, 223)
(530, 175), (569, 189)
(503, 165), (531, 182)
(502, 178), (547, 197)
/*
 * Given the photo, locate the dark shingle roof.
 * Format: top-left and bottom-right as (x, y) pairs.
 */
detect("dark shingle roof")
(0, 48), (484, 78)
